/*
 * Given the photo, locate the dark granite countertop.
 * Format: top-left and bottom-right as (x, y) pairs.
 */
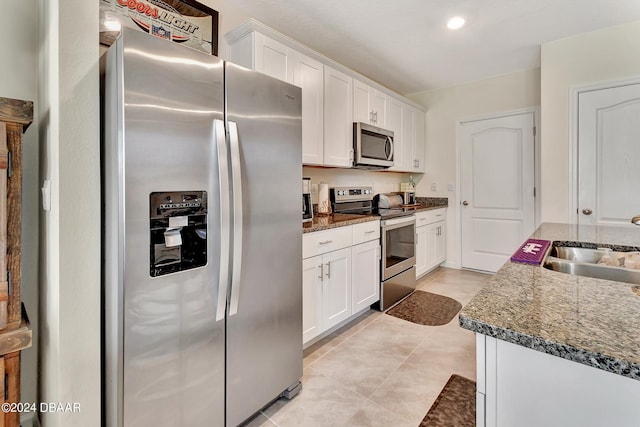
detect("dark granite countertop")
(303, 197), (447, 234)
(459, 222), (640, 380)
(303, 213), (379, 234)
(415, 197), (448, 211)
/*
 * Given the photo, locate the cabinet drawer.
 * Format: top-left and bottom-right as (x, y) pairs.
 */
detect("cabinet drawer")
(303, 226), (352, 259)
(416, 208), (446, 227)
(352, 220), (380, 245)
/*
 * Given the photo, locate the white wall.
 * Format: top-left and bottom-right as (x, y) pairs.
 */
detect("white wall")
(540, 20), (640, 223)
(39, 0), (102, 425)
(408, 68), (541, 267)
(0, 2), (39, 425)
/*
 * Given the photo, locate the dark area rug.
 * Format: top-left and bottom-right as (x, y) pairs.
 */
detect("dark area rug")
(420, 374), (476, 427)
(386, 290), (462, 326)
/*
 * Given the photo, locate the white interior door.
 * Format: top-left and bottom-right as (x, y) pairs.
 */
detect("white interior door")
(577, 83), (640, 226)
(460, 112), (535, 272)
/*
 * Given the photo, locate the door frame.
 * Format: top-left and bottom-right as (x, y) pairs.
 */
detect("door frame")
(569, 75), (640, 223)
(453, 107), (540, 271)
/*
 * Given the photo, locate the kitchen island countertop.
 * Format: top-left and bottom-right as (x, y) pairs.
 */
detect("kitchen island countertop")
(459, 222), (640, 380)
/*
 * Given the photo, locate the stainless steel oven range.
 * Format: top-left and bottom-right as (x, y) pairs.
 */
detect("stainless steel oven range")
(331, 188), (417, 311)
(375, 193), (417, 311)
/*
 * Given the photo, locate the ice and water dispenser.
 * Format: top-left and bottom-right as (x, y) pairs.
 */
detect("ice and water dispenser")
(149, 191), (207, 277)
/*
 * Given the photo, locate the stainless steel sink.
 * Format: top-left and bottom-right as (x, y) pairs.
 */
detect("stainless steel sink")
(550, 246), (606, 263)
(543, 242), (640, 284)
(544, 257), (640, 284)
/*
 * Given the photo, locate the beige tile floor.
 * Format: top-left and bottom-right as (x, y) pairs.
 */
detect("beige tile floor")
(245, 267), (490, 427)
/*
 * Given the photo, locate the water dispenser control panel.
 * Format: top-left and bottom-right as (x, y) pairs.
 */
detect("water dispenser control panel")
(149, 191), (207, 277)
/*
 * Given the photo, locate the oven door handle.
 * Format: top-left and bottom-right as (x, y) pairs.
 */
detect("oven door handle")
(381, 216), (415, 229)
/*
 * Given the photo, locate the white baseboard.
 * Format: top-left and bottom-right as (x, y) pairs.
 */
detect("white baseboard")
(442, 260), (461, 269)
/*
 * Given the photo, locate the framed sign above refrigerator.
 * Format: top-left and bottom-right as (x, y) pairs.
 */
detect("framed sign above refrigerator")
(99, 0), (219, 55)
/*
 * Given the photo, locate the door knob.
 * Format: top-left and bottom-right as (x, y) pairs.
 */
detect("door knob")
(462, 200), (469, 206)
(582, 208), (593, 216)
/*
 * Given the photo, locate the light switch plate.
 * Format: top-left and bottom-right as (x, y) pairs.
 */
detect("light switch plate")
(447, 182), (455, 192)
(431, 182), (437, 192)
(41, 179), (51, 211)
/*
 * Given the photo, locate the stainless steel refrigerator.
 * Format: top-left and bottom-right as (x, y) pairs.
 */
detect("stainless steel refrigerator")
(104, 28), (303, 426)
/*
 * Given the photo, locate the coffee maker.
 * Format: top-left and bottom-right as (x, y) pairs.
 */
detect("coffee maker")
(303, 177), (313, 223)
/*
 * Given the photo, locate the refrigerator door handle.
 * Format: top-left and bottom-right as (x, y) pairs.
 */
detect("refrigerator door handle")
(214, 119), (230, 321)
(228, 121), (243, 317)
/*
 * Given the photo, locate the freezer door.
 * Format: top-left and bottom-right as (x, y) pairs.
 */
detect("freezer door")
(225, 62), (303, 426)
(105, 28), (226, 427)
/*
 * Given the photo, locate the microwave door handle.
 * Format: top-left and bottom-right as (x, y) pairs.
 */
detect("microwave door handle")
(385, 136), (393, 160)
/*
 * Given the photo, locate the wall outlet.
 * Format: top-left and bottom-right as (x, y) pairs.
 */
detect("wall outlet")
(447, 182), (455, 192)
(431, 182), (437, 192)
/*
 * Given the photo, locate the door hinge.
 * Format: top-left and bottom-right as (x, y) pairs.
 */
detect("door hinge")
(7, 151), (11, 178)
(533, 187), (536, 197)
(533, 126), (536, 137)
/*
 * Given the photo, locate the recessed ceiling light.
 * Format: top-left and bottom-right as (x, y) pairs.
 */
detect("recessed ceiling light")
(447, 17), (465, 30)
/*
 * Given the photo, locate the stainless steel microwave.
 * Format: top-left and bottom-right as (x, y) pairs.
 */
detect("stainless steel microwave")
(353, 122), (394, 169)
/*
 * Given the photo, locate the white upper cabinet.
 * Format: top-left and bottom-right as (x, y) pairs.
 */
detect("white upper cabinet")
(227, 31), (324, 166)
(324, 66), (353, 167)
(255, 33), (289, 81)
(386, 96), (403, 172)
(353, 80), (386, 127)
(414, 108), (425, 172)
(291, 51), (324, 166)
(226, 20), (426, 170)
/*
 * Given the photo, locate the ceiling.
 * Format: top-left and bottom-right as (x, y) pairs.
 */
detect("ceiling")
(230, 0), (640, 95)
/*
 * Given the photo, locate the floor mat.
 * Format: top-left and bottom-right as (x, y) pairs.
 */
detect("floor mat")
(386, 290), (462, 326)
(420, 374), (476, 427)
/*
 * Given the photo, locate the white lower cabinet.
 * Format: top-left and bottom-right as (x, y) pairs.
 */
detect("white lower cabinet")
(302, 256), (323, 343)
(351, 239), (380, 313)
(303, 249), (351, 344)
(477, 334), (640, 427)
(302, 220), (380, 345)
(321, 247), (352, 329)
(415, 208), (447, 278)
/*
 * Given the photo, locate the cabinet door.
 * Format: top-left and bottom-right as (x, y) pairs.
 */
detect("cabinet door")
(324, 66), (353, 167)
(386, 97), (403, 171)
(415, 225), (429, 278)
(414, 109), (425, 172)
(254, 33), (290, 82)
(351, 240), (380, 313)
(371, 89), (386, 127)
(402, 104), (417, 172)
(322, 247), (352, 330)
(353, 79), (372, 124)
(303, 256), (323, 344)
(291, 51), (324, 165)
(435, 221), (446, 264)
(424, 222), (439, 273)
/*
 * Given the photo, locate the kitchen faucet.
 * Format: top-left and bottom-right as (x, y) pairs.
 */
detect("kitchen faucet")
(632, 215), (640, 225)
